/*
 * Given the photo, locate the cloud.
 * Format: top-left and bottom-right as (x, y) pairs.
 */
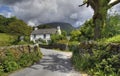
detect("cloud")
(112, 3), (120, 13)
(0, 0), (120, 27)
(0, 0), (27, 5)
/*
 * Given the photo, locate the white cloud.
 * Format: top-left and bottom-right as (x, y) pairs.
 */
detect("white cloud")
(108, 3), (120, 15)
(2, 0), (93, 27)
(0, 11), (13, 18)
(28, 21), (35, 26)
(0, 0), (120, 27)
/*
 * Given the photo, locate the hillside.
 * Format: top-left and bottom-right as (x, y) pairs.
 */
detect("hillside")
(38, 22), (75, 34)
(0, 33), (17, 46)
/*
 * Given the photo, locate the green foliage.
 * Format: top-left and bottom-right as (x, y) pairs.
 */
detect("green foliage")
(0, 65), (4, 76)
(78, 15), (120, 41)
(105, 35), (120, 43)
(61, 31), (67, 36)
(68, 41), (79, 51)
(2, 50), (19, 72)
(0, 15), (32, 36)
(0, 46), (42, 75)
(70, 30), (81, 41)
(101, 14), (120, 38)
(0, 33), (32, 46)
(0, 15), (32, 46)
(98, 35), (120, 44)
(18, 53), (33, 67)
(51, 33), (67, 44)
(3, 61), (19, 72)
(79, 19), (94, 41)
(72, 43), (120, 76)
(0, 33), (17, 46)
(8, 20), (32, 36)
(72, 53), (91, 71)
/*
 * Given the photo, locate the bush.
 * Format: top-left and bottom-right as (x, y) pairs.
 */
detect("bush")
(0, 65), (4, 76)
(72, 42), (120, 76)
(18, 53), (32, 67)
(1, 50), (19, 72)
(0, 45), (42, 75)
(68, 41), (79, 51)
(50, 34), (67, 44)
(3, 61), (19, 72)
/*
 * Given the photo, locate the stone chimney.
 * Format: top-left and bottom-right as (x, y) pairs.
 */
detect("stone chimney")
(34, 27), (38, 30)
(57, 26), (61, 35)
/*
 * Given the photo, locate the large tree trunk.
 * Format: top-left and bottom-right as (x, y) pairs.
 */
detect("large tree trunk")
(93, 8), (107, 40)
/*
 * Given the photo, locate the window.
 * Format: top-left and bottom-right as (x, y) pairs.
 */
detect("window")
(44, 34), (46, 39)
(34, 34), (36, 38)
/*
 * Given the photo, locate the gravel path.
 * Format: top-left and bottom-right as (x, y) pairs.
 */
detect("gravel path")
(9, 48), (82, 76)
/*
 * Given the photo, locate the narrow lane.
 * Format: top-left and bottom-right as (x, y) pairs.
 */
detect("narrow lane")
(9, 48), (81, 76)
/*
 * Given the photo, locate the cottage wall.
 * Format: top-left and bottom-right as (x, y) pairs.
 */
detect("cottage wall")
(30, 26), (61, 43)
(30, 34), (51, 42)
(36, 35), (44, 39)
(45, 34), (51, 40)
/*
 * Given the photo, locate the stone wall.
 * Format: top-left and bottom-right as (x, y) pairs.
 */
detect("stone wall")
(0, 45), (40, 58)
(78, 41), (120, 55)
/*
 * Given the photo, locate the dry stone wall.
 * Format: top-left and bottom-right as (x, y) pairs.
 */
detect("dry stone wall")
(0, 45), (40, 59)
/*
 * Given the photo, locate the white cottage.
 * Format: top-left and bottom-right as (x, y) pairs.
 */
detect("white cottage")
(30, 26), (61, 43)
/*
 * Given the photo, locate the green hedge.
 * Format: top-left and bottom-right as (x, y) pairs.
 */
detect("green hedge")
(72, 42), (120, 76)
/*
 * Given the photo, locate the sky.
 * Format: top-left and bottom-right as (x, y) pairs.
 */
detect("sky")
(0, 0), (120, 27)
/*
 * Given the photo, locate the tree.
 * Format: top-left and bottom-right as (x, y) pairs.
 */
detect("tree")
(70, 30), (81, 41)
(8, 20), (32, 36)
(79, 19), (94, 41)
(79, 0), (120, 39)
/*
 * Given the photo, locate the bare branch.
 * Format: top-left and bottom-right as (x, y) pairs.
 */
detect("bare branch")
(78, 2), (87, 7)
(108, 0), (120, 8)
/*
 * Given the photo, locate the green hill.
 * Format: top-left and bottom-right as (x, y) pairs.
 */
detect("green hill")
(38, 22), (75, 34)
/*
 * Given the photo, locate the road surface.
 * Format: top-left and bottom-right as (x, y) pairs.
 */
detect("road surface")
(9, 48), (82, 76)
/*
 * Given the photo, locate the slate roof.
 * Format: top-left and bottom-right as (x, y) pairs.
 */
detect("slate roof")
(31, 28), (57, 35)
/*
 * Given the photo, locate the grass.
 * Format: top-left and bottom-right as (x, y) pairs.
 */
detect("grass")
(105, 35), (120, 43)
(0, 33), (17, 46)
(98, 35), (120, 44)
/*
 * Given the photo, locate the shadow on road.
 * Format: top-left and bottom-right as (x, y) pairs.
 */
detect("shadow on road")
(30, 54), (73, 73)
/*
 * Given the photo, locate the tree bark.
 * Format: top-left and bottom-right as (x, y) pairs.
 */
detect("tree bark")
(79, 0), (120, 40)
(93, 9), (107, 40)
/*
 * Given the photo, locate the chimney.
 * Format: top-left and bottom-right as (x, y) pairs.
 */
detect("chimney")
(57, 26), (61, 35)
(34, 27), (38, 30)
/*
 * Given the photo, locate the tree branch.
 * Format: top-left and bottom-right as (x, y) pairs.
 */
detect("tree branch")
(108, 0), (120, 8)
(78, 2), (87, 7)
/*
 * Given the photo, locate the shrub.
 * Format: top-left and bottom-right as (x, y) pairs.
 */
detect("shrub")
(2, 50), (19, 72)
(3, 61), (19, 72)
(68, 41), (79, 51)
(50, 34), (67, 44)
(0, 45), (42, 75)
(72, 42), (120, 76)
(0, 65), (4, 76)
